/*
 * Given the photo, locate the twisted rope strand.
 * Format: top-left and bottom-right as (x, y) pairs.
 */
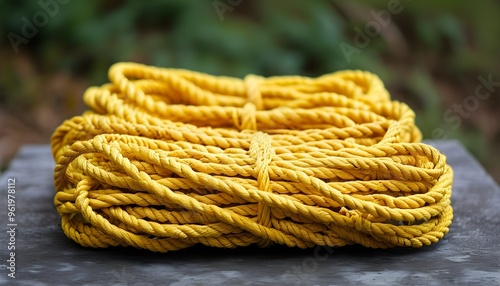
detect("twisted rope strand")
(51, 62), (453, 252)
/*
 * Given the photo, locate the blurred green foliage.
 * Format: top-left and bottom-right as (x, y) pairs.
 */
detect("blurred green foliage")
(1, 0), (499, 180)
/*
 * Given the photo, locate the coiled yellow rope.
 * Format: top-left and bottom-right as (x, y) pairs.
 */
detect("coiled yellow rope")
(51, 62), (453, 252)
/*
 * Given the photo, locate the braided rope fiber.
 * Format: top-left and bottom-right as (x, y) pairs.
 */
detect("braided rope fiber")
(51, 62), (453, 252)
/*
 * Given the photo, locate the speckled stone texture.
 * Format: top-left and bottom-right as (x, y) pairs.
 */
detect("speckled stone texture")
(0, 140), (499, 286)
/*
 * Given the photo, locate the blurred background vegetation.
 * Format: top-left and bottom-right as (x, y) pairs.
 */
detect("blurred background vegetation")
(1, 0), (499, 183)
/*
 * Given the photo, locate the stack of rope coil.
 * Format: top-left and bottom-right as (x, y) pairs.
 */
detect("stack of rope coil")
(51, 62), (453, 252)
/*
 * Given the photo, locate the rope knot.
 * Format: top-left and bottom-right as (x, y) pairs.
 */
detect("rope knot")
(244, 74), (264, 110)
(233, 74), (264, 131)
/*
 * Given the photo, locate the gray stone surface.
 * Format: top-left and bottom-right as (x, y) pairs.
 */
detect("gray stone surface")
(0, 140), (499, 286)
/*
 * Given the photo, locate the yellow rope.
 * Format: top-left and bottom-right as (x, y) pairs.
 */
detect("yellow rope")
(51, 62), (453, 252)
